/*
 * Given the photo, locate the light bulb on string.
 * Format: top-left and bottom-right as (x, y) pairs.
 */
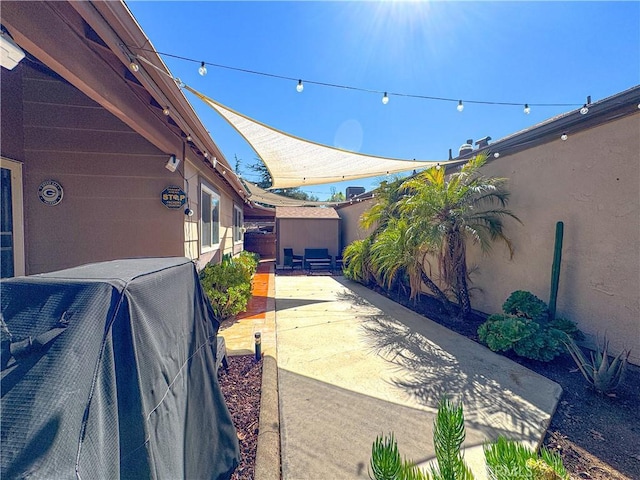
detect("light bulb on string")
(457, 100), (464, 112)
(129, 61), (139, 72)
(561, 133), (568, 141)
(494, 152), (500, 158)
(435, 163), (441, 170)
(580, 96), (591, 115)
(198, 62), (207, 76)
(186, 134), (192, 142)
(382, 92), (389, 105)
(162, 107), (170, 116)
(524, 104), (531, 114)
(296, 80), (304, 93)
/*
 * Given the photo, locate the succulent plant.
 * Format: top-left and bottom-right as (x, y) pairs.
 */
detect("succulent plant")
(564, 336), (630, 394)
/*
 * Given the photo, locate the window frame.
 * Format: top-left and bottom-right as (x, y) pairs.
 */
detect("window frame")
(233, 204), (244, 243)
(200, 183), (221, 253)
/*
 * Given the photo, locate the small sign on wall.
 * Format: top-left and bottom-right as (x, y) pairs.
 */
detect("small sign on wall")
(38, 180), (64, 206)
(161, 185), (187, 209)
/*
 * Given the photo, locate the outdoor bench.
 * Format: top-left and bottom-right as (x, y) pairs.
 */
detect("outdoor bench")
(304, 248), (333, 272)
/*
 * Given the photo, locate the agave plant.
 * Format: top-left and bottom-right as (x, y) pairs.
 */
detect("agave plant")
(564, 335), (630, 394)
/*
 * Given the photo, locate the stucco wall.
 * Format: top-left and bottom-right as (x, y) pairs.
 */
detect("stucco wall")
(466, 114), (640, 364)
(337, 113), (639, 364)
(276, 218), (340, 267)
(336, 198), (375, 251)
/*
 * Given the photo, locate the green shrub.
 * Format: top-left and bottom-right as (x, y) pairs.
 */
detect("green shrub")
(369, 398), (567, 480)
(477, 314), (567, 362)
(502, 290), (549, 322)
(478, 314), (538, 353)
(548, 317), (584, 341)
(478, 291), (583, 362)
(199, 252), (258, 321)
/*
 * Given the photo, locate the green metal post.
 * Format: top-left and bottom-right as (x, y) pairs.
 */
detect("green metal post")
(549, 221), (564, 321)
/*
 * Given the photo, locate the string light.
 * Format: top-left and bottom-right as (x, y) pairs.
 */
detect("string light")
(162, 107), (170, 116)
(524, 104), (531, 114)
(382, 92), (389, 105)
(561, 133), (568, 141)
(296, 80), (304, 93)
(580, 95), (591, 115)
(435, 163), (441, 170)
(126, 45), (587, 111)
(199, 61), (207, 76)
(129, 61), (139, 72)
(186, 134), (192, 141)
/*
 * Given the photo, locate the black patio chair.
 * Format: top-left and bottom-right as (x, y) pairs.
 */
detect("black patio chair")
(283, 248), (303, 270)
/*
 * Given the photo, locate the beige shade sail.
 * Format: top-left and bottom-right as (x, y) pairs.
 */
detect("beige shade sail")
(184, 85), (465, 189)
(241, 181), (347, 207)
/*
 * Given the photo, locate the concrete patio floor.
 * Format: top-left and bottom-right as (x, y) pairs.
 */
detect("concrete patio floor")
(218, 266), (563, 480)
(275, 274), (562, 480)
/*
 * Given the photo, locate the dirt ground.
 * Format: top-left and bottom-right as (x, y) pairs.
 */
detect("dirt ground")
(218, 355), (263, 480)
(219, 281), (640, 480)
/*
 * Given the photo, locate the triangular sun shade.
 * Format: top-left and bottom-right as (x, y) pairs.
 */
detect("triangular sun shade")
(184, 85), (465, 189)
(241, 181), (346, 207)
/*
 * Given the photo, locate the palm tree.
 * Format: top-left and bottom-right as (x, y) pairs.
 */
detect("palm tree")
(400, 153), (521, 316)
(359, 177), (454, 314)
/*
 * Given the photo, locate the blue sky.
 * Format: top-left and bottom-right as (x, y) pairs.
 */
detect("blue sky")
(126, 1), (639, 200)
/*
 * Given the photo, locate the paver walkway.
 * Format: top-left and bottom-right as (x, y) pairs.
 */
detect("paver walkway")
(276, 274), (562, 480)
(219, 261), (277, 358)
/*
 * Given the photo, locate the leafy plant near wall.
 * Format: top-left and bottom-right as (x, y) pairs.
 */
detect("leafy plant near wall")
(564, 335), (630, 394)
(477, 290), (583, 362)
(344, 154), (520, 319)
(343, 238), (375, 285)
(199, 251), (259, 321)
(369, 398), (568, 480)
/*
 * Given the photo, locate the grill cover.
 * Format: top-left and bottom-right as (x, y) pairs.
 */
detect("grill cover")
(1, 257), (239, 479)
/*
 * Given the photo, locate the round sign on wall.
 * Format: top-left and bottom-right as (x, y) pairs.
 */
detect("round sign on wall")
(38, 180), (64, 206)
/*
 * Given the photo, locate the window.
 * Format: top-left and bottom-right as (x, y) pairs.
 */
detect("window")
(200, 184), (220, 252)
(233, 205), (244, 243)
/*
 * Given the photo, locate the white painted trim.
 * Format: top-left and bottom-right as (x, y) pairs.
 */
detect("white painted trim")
(0, 157), (25, 277)
(200, 182), (220, 254)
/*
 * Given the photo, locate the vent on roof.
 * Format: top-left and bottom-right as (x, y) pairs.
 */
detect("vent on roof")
(459, 139), (473, 156)
(475, 136), (492, 148)
(346, 187), (365, 199)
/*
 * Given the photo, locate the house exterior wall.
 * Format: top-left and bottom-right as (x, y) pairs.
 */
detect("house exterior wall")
(465, 113), (640, 364)
(276, 218), (340, 266)
(2, 62), (243, 275)
(185, 160), (243, 270)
